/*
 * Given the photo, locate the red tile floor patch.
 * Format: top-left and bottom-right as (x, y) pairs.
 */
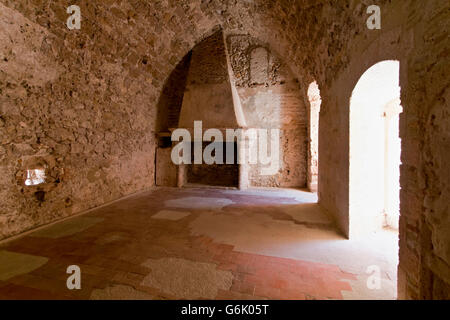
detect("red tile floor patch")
(0, 187), (361, 300)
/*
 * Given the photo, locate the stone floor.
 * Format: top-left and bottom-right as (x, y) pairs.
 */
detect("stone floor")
(0, 187), (399, 300)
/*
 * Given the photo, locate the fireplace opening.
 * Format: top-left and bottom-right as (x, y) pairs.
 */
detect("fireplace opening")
(187, 141), (238, 187)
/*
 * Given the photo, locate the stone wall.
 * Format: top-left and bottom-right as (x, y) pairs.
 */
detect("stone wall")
(178, 30), (237, 129)
(225, 35), (308, 188)
(0, 0), (448, 299)
(0, 1), (158, 239)
(155, 148), (177, 187)
(156, 52), (192, 132)
(157, 31), (308, 189)
(312, 0), (449, 299)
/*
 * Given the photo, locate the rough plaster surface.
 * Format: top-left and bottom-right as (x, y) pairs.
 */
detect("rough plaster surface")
(30, 217), (103, 239)
(178, 31), (237, 129)
(0, 0), (156, 241)
(90, 284), (155, 300)
(165, 197), (233, 210)
(141, 257), (233, 299)
(156, 148), (177, 187)
(152, 210), (191, 221)
(0, 250), (48, 281)
(0, 4), (62, 85)
(0, 0), (447, 299)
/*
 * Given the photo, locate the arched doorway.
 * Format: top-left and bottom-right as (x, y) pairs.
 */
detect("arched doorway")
(155, 30), (309, 190)
(307, 81), (321, 193)
(349, 60), (402, 236)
